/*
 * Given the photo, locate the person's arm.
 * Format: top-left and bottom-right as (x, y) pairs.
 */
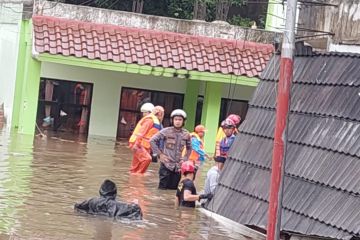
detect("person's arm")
(215, 127), (224, 155)
(150, 131), (164, 155)
(215, 139), (221, 157)
(184, 190), (213, 202)
(74, 199), (90, 212)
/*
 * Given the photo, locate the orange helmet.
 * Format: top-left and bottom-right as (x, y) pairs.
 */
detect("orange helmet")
(194, 125), (207, 133)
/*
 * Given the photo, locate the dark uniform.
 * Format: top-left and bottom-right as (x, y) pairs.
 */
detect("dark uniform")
(176, 178), (197, 208)
(150, 127), (191, 189)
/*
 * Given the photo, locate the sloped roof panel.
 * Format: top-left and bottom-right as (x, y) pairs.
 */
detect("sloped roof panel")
(208, 51), (360, 239)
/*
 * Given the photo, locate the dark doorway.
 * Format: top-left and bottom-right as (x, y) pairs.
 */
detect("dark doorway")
(195, 97), (249, 126)
(37, 78), (93, 136)
(117, 87), (184, 140)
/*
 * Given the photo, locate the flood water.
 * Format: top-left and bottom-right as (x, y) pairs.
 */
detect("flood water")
(0, 128), (251, 240)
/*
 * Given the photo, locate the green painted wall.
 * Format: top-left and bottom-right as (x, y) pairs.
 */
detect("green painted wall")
(183, 79), (200, 131)
(201, 82), (222, 153)
(265, 0), (285, 32)
(16, 20), (42, 135)
(12, 20), (27, 129)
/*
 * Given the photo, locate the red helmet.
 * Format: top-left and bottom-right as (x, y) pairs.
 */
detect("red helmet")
(181, 161), (195, 175)
(221, 118), (236, 128)
(227, 114), (241, 125)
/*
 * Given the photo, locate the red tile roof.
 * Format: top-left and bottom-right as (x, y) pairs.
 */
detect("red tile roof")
(32, 15), (274, 77)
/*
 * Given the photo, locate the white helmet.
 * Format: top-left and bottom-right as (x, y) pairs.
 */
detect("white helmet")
(170, 109), (187, 119)
(140, 103), (155, 113)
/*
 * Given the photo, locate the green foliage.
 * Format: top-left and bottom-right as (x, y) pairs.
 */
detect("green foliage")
(62, 0), (263, 28)
(228, 15), (253, 27)
(168, 0), (195, 19)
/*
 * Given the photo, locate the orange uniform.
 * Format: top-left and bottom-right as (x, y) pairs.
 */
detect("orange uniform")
(129, 114), (162, 174)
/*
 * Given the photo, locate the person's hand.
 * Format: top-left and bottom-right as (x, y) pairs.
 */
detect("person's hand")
(199, 193), (213, 201)
(159, 153), (169, 163)
(131, 143), (141, 152)
(151, 154), (159, 163)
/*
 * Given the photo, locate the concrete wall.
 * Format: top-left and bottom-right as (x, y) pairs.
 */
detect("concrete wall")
(38, 0), (281, 44)
(41, 62), (255, 138)
(298, 0), (360, 46)
(0, 3), (22, 127)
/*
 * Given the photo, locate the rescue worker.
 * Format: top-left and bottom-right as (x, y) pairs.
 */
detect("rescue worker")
(175, 161), (213, 208)
(150, 109), (192, 190)
(74, 179), (143, 220)
(188, 125), (207, 165)
(201, 119), (237, 207)
(129, 105), (165, 174)
(140, 102), (155, 117)
(183, 124), (209, 180)
(215, 114), (241, 153)
(215, 118), (236, 162)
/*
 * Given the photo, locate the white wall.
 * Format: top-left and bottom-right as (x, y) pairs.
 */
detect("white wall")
(329, 43), (360, 54)
(41, 62), (255, 138)
(0, 3), (22, 127)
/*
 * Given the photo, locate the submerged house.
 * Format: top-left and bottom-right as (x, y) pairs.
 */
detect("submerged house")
(4, 0), (282, 152)
(208, 44), (360, 239)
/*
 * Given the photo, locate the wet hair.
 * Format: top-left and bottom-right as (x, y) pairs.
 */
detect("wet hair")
(99, 179), (117, 197)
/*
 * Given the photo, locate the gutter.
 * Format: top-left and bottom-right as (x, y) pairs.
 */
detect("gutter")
(199, 208), (266, 240)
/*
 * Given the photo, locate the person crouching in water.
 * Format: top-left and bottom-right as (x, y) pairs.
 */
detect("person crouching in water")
(150, 109), (192, 190)
(175, 161), (213, 208)
(74, 179), (143, 220)
(129, 105), (165, 174)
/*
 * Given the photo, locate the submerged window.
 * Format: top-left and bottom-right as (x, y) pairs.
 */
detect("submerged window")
(37, 78), (93, 136)
(117, 87), (184, 140)
(195, 97), (248, 126)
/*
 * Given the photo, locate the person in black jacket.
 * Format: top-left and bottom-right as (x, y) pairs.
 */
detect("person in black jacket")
(74, 179), (142, 220)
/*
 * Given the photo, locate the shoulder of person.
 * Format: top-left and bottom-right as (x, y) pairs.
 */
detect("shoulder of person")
(182, 129), (191, 137)
(159, 127), (172, 133)
(183, 178), (195, 188)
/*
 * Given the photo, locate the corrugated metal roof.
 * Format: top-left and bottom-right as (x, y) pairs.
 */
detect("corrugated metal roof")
(207, 51), (360, 239)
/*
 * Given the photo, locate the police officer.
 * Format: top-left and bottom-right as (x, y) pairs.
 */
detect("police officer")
(150, 109), (192, 190)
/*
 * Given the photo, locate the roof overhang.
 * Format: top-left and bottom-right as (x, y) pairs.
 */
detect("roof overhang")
(38, 53), (260, 86)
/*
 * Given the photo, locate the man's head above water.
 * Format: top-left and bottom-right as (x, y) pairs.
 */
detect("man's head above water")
(99, 179), (117, 198)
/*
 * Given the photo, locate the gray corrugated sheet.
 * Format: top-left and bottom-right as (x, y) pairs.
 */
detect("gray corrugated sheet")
(207, 51), (360, 239)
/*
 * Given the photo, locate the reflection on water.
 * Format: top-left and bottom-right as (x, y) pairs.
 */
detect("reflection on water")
(0, 129), (251, 240)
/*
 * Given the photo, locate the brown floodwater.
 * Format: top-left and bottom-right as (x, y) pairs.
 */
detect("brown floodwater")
(0, 129), (251, 240)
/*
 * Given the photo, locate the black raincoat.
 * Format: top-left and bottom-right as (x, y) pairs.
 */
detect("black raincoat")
(74, 180), (142, 220)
